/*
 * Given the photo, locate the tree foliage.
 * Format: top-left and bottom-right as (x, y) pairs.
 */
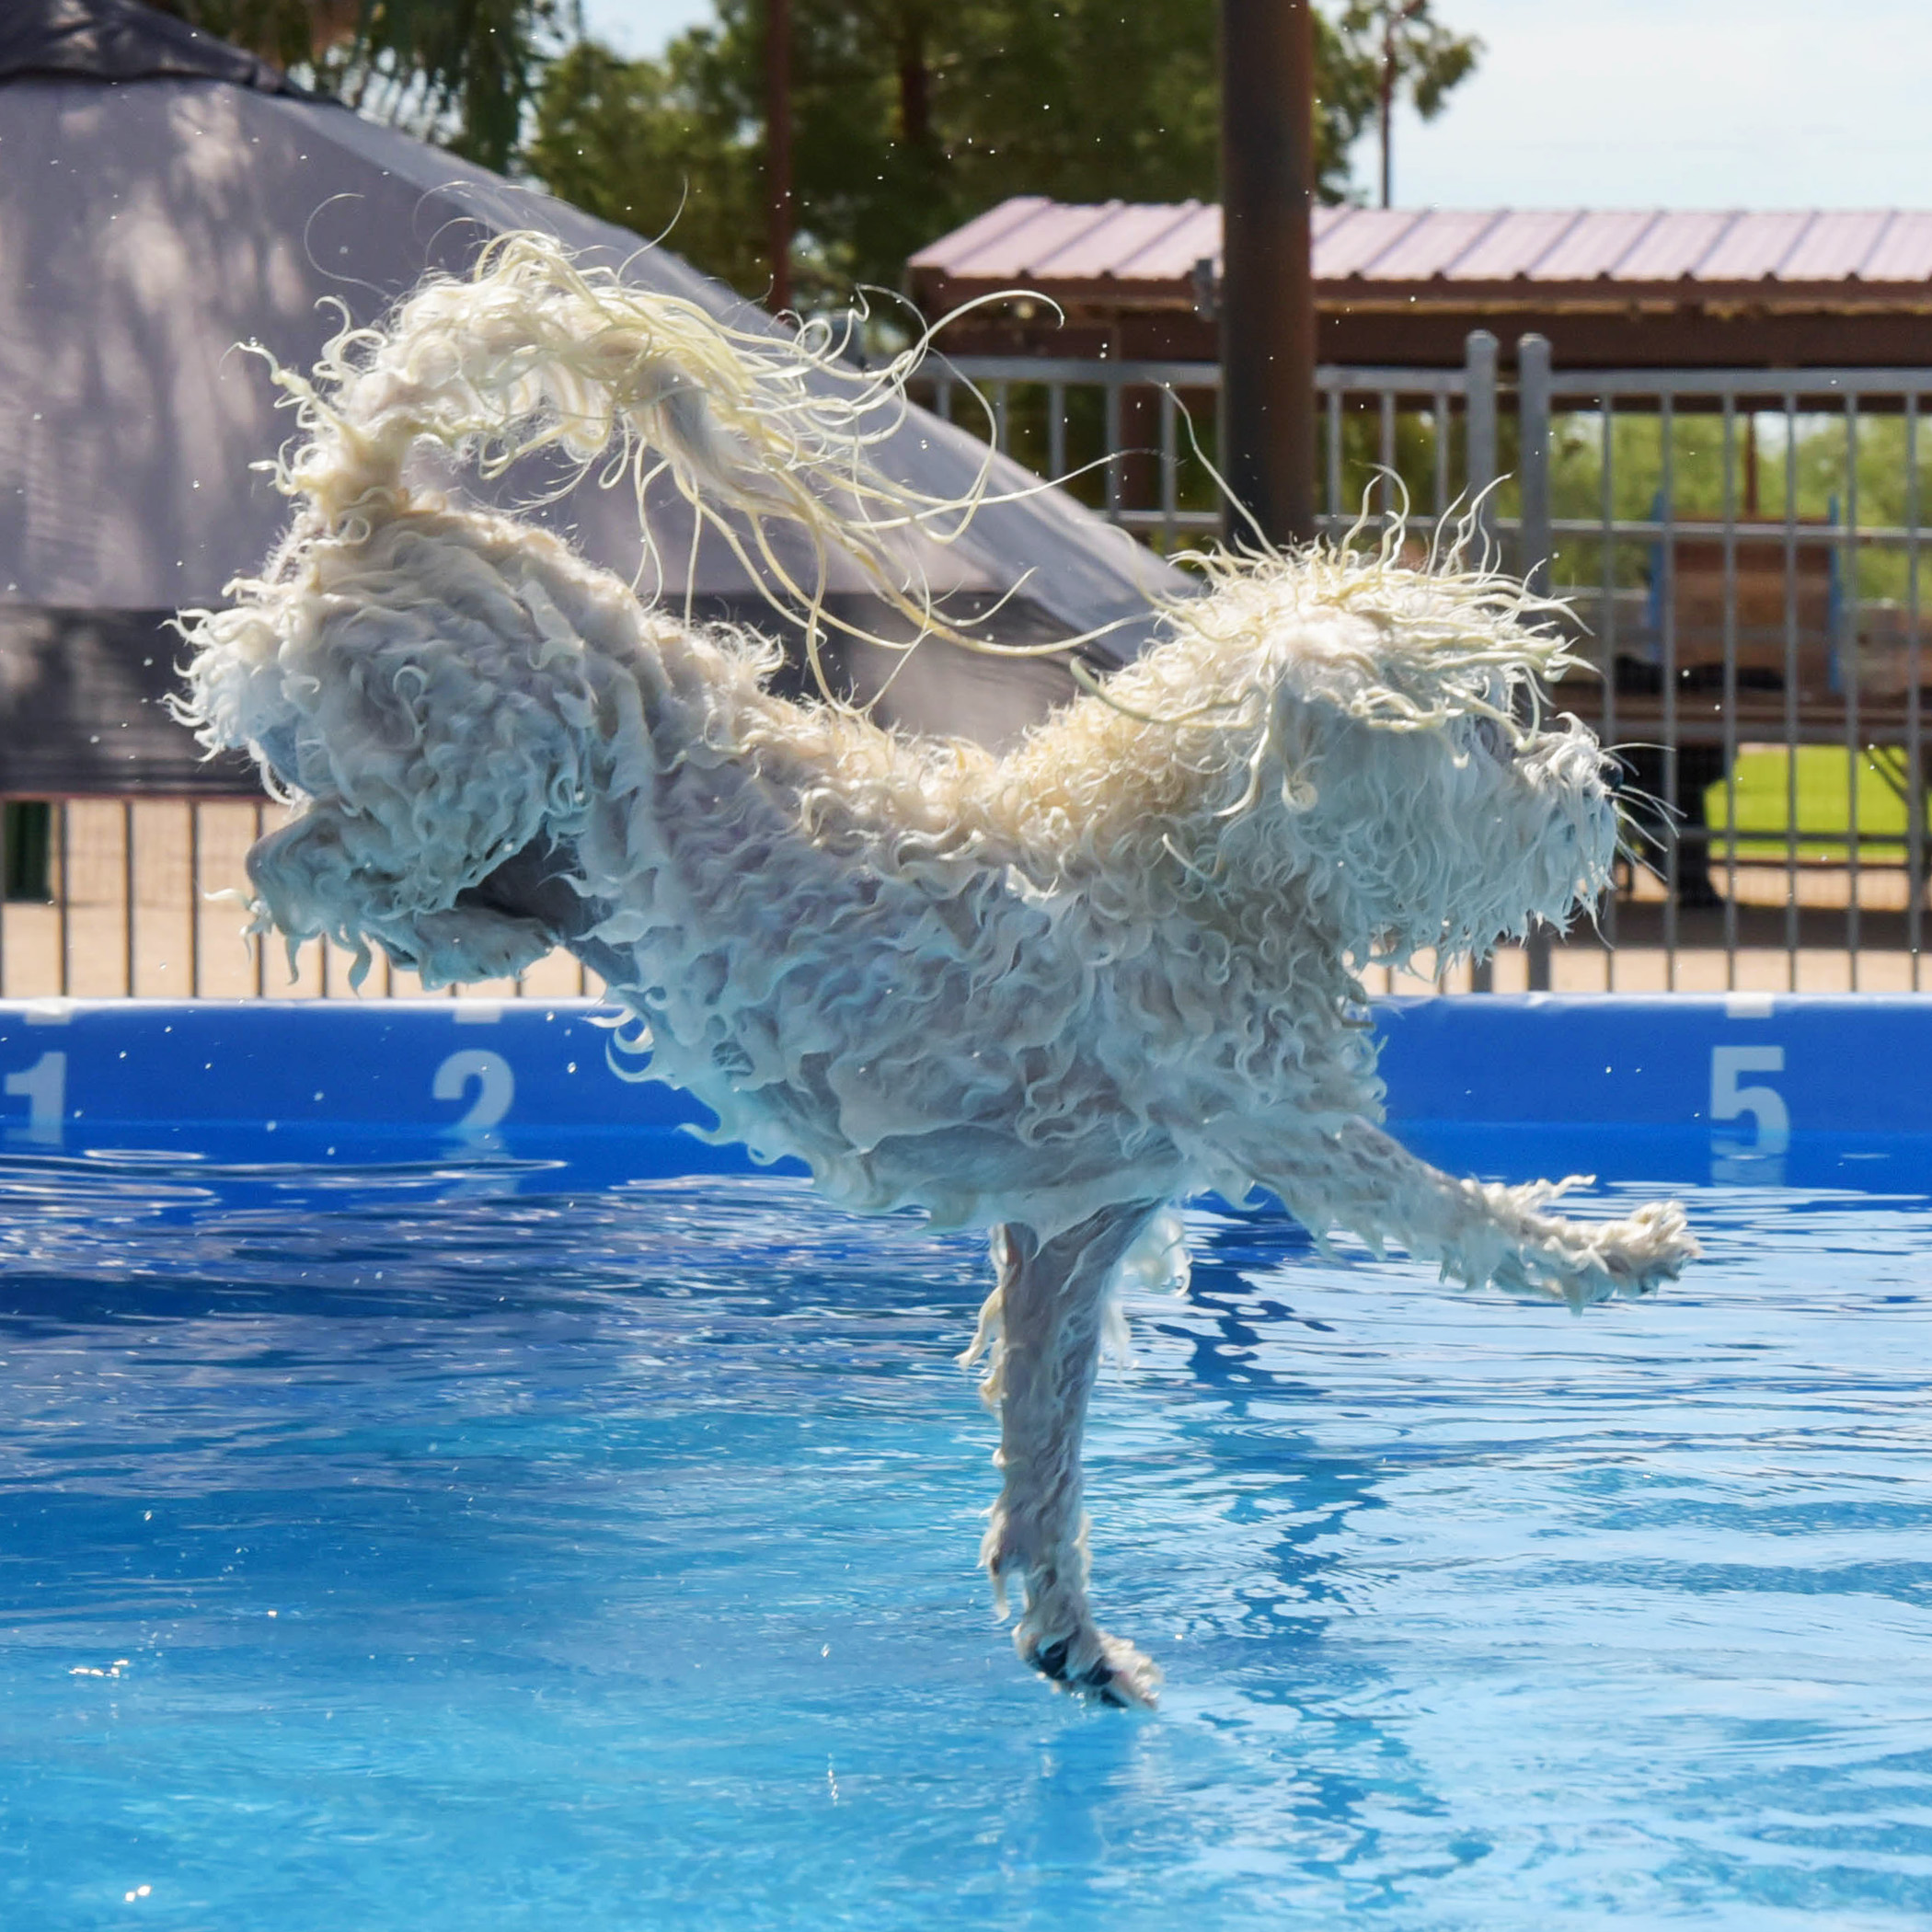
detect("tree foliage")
(1335, 2), (1480, 207)
(526, 37), (768, 291)
(153, 2), (1479, 305)
(146, 0), (335, 74)
(150, 0), (577, 170)
(529, 2), (1454, 307)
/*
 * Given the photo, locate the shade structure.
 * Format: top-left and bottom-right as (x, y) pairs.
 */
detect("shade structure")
(910, 194), (1932, 370)
(0, 0), (1180, 794)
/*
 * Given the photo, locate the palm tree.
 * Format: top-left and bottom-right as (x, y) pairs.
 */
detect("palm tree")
(1339, 1), (1480, 208)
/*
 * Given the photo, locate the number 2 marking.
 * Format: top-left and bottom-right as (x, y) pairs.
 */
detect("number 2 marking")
(432, 1050), (515, 1133)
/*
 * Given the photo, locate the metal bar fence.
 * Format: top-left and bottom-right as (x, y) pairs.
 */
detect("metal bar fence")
(1721, 395), (1740, 985)
(923, 343), (1932, 993)
(1913, 397), (1926, 989)
(1518, 336), (1554, 993)
(1535, 365), (1932, 995)
(13, 344), (1932, 1001)
(1785, 397), (1801, 983)
(0, 798), (592, 1002)
(1661, 388), (1678, 985)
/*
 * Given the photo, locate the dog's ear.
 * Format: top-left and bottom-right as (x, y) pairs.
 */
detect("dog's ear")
(282, 530), (592, 900)
(184, 519), (598, 993)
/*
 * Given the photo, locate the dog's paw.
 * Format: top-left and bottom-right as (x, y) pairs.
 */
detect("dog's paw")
(1582, 1199), (1700, 1301)
(1486, 1196), (1700, 1308)
(1021, 1622), (1162, 1710)
(985, 1510), (1162, 1708)
(1533, 1198), (1699, 1307)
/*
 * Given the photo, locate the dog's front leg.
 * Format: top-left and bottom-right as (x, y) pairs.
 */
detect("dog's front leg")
(964, 1200), (1166, 1708)
(1256, 1118), (1696, 1306)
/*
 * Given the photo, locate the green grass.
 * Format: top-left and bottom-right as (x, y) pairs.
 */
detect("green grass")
(1708, 747), (1921, 863)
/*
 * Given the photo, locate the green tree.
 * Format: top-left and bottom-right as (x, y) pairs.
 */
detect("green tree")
(526, 38), (766, 292)
(527, 2), (1450, 308)
(1336, 2), (1480, 209)
(145, 0), (338, 74)
(150, 0), (578, 171)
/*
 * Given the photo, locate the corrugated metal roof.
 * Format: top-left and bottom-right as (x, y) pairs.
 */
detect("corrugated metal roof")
(1610, 211), (1730, 282)
(1032, 201), (1212, 280)
(1862, 211), (1932, 282)
(1445, 207), (1583, 282)
(916, 193), (1058, 266)
(909, 200), (1932, 291)
(1309, 204), (1419, 278)
(1366, 207), (1507, 279)
(1528, 209), (1661, 282)
(1783, 209), (1896, 281)
(1696, 210), (1812, 282)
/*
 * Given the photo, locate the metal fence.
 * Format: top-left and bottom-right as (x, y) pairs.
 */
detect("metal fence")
(0, 797), (591, 1002)
(924, 339), (1932, 995)
(8, 336), (1932, 999)
(914, 351), (1475, 548)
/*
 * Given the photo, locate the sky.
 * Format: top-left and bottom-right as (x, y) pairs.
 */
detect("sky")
(579, 0), (1932, 212)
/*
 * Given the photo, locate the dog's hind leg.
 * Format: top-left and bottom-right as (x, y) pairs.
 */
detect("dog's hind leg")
(1250, 1119), (1697, 1305)
(964, 1200), (1167, 1709)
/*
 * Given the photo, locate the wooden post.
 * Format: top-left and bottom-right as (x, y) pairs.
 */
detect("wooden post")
(1220, 0), (1317, 547)
(766, 0), (792, 313)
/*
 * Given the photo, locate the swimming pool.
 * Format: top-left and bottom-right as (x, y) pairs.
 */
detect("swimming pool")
(3, 999), (1930, 1926)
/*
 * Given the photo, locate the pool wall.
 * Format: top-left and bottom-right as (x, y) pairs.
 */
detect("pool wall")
(0, 995), (1921, 1189)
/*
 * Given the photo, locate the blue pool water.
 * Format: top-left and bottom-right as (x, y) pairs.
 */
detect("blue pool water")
(3, 1150), (1931, 1929)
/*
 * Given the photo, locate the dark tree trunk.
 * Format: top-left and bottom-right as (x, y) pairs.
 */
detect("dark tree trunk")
(766, 0), (792, 310)
(896, 7), (931, 151)
(1379, 16), (1395, 207)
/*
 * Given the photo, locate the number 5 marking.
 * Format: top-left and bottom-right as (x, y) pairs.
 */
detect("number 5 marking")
(1710, 1045), (1788, 1156)
(433, 1050), (515, 1133)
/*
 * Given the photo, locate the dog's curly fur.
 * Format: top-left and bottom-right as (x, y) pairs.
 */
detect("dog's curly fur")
(177, 236), (1697, 1709)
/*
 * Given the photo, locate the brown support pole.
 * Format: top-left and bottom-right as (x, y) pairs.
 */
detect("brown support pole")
(1220, 0), (1317, 548)
(766, 0), (793, 313)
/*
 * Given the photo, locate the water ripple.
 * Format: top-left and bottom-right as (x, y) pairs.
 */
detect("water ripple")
(0, 1162), (1927, 1926)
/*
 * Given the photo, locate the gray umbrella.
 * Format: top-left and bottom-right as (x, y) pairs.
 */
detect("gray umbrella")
(0, 0), (1183, 792)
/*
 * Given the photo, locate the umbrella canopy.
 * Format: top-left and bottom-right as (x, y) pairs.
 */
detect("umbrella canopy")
(0, 0), (1182, 792)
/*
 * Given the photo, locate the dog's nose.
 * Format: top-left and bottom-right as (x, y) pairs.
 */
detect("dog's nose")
(1602, 760), (1626, 795)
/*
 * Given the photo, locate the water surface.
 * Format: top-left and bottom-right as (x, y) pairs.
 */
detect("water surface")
(1, 1153), (1928, 1928)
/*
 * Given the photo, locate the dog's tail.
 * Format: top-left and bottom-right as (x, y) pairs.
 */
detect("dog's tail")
(242, 232), (1003, 681)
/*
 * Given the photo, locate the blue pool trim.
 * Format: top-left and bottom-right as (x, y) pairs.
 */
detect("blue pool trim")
(1, 995), (1926, 1191)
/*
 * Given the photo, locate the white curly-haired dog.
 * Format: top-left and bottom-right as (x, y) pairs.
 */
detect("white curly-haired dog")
(178, 236), (1696, 1709)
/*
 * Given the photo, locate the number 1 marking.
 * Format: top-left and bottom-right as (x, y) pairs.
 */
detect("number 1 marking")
(4, 1052), (66, 1145)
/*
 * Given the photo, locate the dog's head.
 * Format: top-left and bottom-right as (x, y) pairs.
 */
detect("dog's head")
(1090, 546), (1620, 972)
(177, 510), (620, 987)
